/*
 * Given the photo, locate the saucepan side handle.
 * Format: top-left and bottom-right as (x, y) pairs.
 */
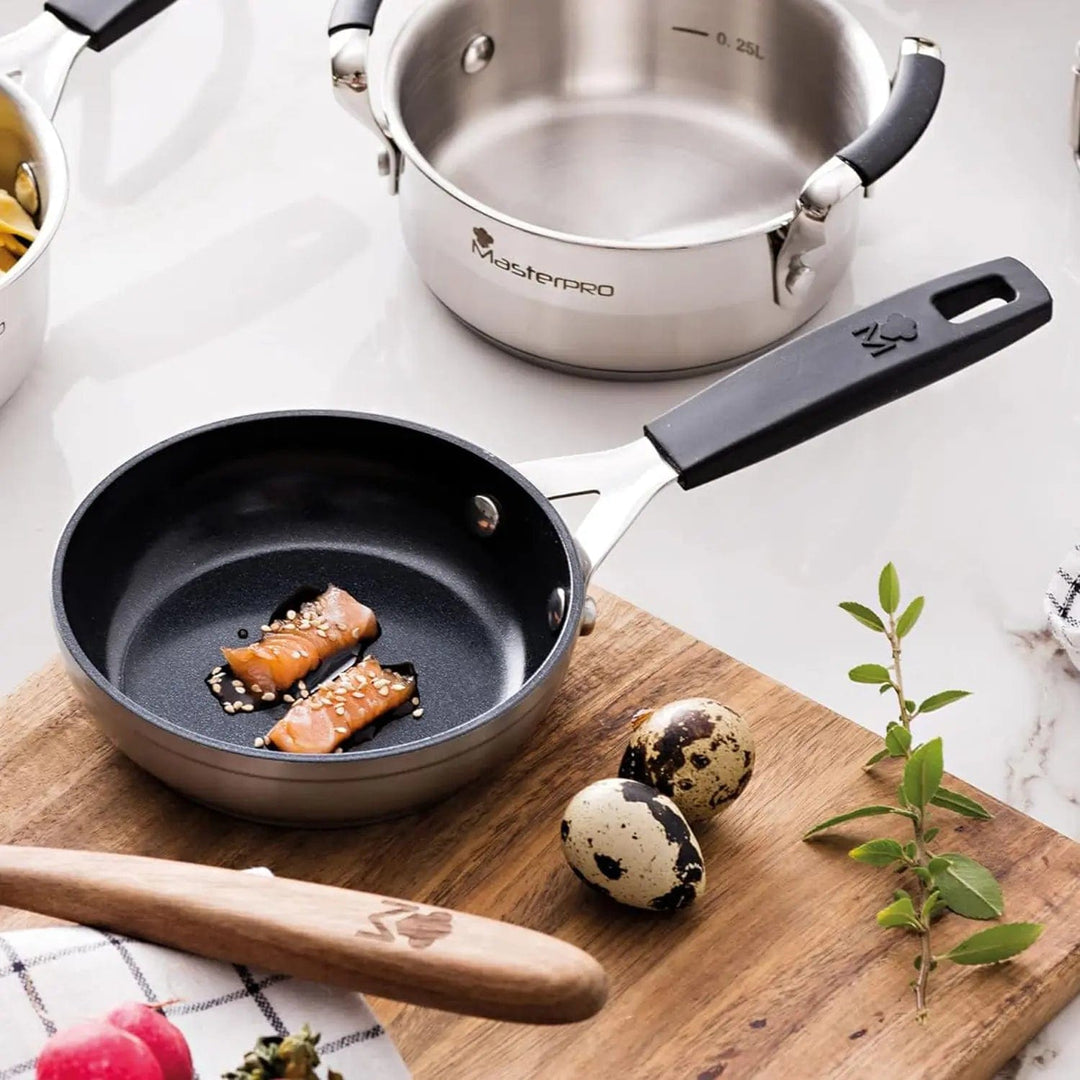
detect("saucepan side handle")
(45, 0), (182, 52)
(646, 258), (1051, 491)
(774, 38), (944, 308)
(328, 0), (400, 193)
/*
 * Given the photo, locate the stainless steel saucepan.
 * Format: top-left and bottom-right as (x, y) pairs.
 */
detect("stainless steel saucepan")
(0, 0), (182, 408)
(329, 0), (945, 378)
(54, 260), (1050, 826)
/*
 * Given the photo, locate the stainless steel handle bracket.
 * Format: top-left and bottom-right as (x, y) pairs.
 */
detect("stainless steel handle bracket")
(330, 26), (401, 194)
(0, 12), (87, 120)
(771, 156), (863, 310)
(515, 438), (677, 581)
(1071, 41), (1080, 175)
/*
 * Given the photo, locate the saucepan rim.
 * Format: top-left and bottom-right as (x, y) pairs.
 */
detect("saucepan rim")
(376, 0), (890, 251)
(51, 410), (587, 766)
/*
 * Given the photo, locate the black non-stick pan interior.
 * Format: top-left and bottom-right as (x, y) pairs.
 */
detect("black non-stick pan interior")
(55, 414), (577, 755)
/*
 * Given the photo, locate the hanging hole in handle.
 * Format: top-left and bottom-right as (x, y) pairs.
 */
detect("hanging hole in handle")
(932, 274), (1016, 324)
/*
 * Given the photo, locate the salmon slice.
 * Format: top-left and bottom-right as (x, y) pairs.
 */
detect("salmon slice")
(222, 584), (378, 693)
(265, 656), (416, 754)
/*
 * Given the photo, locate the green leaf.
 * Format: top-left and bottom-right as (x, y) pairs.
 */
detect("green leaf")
(849, 664), (892, 685)
(924, 827), (940, 843)
(876, 896), (921, 931)
(903, 842), (918, 861)
(902, 738), (944, 809)
(803, 805), (915, 838)
(904, 700), (917, 716)
(932, 853), (1004, 919)
(879, 684), (892, 695)
(927, 857), (950, 874)
(893, 888), (912, 902)
(849, 839), (906, 867)
(943, 923), (1044, 966)
(896, 596), (925, 638)
(921, 890), (941, 925)
(913, 866), (933, 885)
(885, 724), (912, 757)
(879, 563), (901, 614)
(864, 748), (890, 768)
(839, 602), (886, 632)
(929, 787), (993, 821)
(918, 690), (971, 714)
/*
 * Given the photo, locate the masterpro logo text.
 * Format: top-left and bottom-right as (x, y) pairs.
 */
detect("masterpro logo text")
(471, 227), (615, 297)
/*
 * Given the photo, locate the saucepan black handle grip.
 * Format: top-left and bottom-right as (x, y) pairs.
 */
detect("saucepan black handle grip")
(44, 0), (181, 51)
(644, 258), (1052, 491)
(328, 0), (383, 34)
(838, 41), (945, 186)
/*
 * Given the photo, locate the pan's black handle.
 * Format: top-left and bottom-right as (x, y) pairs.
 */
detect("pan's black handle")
(329, 0), (383, 34)
(644, 258), (1052, 491)
(838, 39), (945, 186)
(44, 0), (181, 51)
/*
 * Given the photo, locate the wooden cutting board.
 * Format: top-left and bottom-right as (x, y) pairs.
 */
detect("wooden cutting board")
(1, 591), (1077, 1079)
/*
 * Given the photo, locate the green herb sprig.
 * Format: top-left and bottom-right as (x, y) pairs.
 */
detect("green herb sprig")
(803, 564), (1044, 1020)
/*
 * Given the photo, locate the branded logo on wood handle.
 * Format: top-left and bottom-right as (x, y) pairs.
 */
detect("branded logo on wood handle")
(356, 899), (453, 949)
(851, 313), (918, 357)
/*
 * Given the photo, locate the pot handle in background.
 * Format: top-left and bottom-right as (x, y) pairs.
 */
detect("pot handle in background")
(329, 0), (384, 34)
(773, 38), (944, 309)
(645, 258), (1051, 491)
(44, 0), (181, 51)
(835, 39), (945, 187)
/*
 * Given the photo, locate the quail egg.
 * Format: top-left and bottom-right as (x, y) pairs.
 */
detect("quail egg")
(619, 698), (755, 823)
(560, 778), (705, 911)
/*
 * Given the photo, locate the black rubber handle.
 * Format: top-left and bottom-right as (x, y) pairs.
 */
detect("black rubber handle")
(837, 44), (945, 186)
(44, 0), (181, 51)
(328, 0), (383, 34)
(644, 258), (1052, 491)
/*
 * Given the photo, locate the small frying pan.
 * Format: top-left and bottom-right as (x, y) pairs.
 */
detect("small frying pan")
(53, 259), (1051, 826)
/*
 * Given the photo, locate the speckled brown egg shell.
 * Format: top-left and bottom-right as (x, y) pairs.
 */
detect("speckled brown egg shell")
(619, 698), (755, 822)
(560, 778), (705, 911)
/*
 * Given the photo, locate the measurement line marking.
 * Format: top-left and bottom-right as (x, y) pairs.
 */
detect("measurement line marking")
(671, 26), (709, 37)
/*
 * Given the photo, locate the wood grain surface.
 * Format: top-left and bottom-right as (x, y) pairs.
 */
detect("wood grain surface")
(1, 590), (1077, 1079)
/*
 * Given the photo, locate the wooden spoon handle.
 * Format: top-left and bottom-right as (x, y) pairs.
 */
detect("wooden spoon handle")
(0, 846), (607, 1023)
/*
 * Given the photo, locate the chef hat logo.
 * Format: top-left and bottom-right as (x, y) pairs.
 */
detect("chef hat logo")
(473, 226), (494, 249)
(878, 313), (918, 342)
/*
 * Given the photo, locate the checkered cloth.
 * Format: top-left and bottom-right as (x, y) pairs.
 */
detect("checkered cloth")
(0, 877), (410, 1078)
(1046, 545), (1080, 668)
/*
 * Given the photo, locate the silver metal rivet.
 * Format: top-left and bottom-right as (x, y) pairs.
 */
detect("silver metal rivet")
(579, 596), (598, 636)
(547, 587), (567, 631)
(469, 494), (500, 537)
(462, 34), (494, 74)
(14, 162), (39, 219)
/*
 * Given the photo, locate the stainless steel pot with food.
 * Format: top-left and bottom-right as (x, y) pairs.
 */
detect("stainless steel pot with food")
(0, 0), (182, 408)
(329, 0), (945, 378)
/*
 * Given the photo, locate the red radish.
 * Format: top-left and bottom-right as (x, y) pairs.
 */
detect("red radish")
(36, 1020), (164, 1080)
(104, 1004), (194, 1080)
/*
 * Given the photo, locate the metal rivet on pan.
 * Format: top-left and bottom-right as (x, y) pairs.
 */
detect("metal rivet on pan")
(469, 494), (500, 536)
(14, 162), (40, 219)
(579, 596), (598, 636)
(547, 587), (567, 631)
(462, 34), (494, 74)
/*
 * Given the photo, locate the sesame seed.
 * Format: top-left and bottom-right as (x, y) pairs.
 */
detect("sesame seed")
(242, 703), (255, 712)
(301, 689), (310, 698)
(411, 697), (420, 705)
(232, 680), (244, 690)
(373, 678), (389, 688)
(287, 610), (297, 620)
(378, 686), (390, 697)
(413, 707), (424, 718)
(298, 680), (307, 691)
(211, 666), (223, 675)
(334, 747), (344, 754)
(253, 736), (265, 748)
(211, 684), (222, 695)
(352, 627), (362, 639)
(316, 628), (328, 638)
(251, 684), (262, 694)
(335, 726), (347, 734)
(335, 706), (346, 716)
(351, 691), (363, 699)
(390, 682), (406, 692)
(299, 620), (311, 630)
(224, 702), (236, 714)
(261, 624), (272, 633)
(283, 694), (295, 703)
(261, 692), (276, 702)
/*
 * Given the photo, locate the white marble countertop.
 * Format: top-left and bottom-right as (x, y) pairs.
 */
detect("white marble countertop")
(0, 0), (1077, 1074)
